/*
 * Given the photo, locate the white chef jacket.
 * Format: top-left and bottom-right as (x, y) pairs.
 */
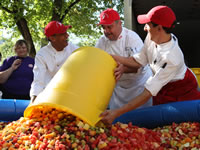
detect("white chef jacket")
(134, 33), (187, 96)
(30, 42), (79, 97)
(96, 27), (152, 109)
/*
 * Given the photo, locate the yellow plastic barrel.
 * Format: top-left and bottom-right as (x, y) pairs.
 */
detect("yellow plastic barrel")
(191, 68), (200, 87)
(24, 47), (117, 126)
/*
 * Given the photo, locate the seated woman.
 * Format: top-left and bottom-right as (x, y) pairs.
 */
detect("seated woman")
(0, 40), (34, 100)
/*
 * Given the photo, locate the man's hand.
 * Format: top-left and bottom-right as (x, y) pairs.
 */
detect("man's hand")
(114, 62), (124, 81)
(11, 59), (22, 70)
(31, 95), (37, 103)
(99, 109), (120, 126)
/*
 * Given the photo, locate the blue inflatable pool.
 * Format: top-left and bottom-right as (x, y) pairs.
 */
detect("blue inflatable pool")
(0, 99), (29, 122)
(0, 99), (200, 128)
(114, 99), (200, 128)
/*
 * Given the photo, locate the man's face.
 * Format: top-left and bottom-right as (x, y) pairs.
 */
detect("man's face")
(101, 21), (122, 41)
(144, 23), (160, 43)
(50, 32), (69, 51)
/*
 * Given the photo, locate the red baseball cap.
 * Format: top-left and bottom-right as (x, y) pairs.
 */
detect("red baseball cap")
(44, 21), (72, 37)
(137, 6), (176, 28)
(99, 8), (120, 25)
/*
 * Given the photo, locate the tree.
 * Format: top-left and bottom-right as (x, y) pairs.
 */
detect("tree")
(0, 0), (124, 57)
(0, 35), (15, 63)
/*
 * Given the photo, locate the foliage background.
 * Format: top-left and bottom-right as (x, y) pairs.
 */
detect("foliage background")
(0, 0), (124, 64)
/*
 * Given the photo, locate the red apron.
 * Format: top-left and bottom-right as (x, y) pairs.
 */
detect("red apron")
(153, 69), (200, 105)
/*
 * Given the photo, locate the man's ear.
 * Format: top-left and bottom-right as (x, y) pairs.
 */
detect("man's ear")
(119, 20), (122, 26)
(158, 25), (163, 31)
(48, 36), (55, 42)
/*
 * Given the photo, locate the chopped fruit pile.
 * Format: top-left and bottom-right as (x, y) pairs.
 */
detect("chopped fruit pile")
(154, 122), (200, 149)
(0, 106), (200, 149)
(0, 122), (9, 131)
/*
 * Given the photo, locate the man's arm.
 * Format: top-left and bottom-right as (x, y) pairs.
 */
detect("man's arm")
(100, 88), (152, 125)
(112, 56), (142, 81)
(116, 88), (152, 115)
(112, 55), (142, 69)
(30, 54), (46, 102)
(123, 65), (138, 73)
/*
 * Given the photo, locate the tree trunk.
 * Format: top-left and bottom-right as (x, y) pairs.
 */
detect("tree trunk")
(16, 18), (36, 57)
(51, 0), (63, 21)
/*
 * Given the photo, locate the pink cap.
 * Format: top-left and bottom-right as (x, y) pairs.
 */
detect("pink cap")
(44, 21), (72, 37)
(99, 8), (120, 25)
(137, 6), (176, 28)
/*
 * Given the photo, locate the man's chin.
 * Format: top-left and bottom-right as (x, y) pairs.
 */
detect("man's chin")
(108, 37), (115, 41)
(106, 35), (115, 41)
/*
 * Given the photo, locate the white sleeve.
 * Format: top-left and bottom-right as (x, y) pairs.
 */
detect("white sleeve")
(145, 59), (179, 96)
(133, 35), (150, 66)
(30, 52), (47, 97)
(71, 42), (79, 51)
(95, 39), (100, 48)
(95, 37), (106, 51)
